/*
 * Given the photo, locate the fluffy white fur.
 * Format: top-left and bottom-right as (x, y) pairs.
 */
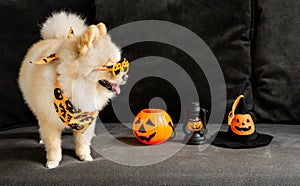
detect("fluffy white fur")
(40, 11), (87, 39)
(18, 12), (127, 169)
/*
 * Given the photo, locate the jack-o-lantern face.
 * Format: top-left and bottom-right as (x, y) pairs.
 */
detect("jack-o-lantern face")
(133, 109), (174, 145)
(230, 114), (255, 135)
(187, 120), (203, 132)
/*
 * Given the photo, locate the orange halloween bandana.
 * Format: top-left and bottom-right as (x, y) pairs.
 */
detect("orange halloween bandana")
(30, 58), (98, 133)
(30, 60), (99, 133)
(54, 73), (99, 133)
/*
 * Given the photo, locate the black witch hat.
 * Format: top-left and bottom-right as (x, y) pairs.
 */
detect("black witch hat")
(213, 95), (273, 148)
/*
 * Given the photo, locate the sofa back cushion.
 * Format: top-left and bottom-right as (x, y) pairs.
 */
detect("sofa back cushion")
(253, 0), (300, 123)
(95, 0), (254, 124)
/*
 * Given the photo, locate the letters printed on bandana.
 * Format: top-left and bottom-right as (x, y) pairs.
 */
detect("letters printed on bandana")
(54, 74), (99, 133)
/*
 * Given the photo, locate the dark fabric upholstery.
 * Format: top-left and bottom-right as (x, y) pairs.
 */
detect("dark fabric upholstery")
(0, 0), (300, 185)
(95, 0), (254, 123)
(253, 0), (300, 123)
(0, 1), (298, 127)
(0, 124), (299, 185)
(0, 0), (95, 130)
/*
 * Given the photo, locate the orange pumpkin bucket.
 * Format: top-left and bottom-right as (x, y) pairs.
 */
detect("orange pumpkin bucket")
(132, 109), (174, 145)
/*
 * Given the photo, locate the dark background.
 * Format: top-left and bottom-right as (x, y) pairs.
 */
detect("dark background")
(0, 0), (299, 131)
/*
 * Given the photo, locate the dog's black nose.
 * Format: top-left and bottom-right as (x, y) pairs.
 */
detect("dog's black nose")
(122, 74), (128, 81)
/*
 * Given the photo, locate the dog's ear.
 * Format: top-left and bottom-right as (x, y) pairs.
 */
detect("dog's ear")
(77, 23), (108, 56)
(77, 25), (100, 56)
(97, 23), (107, 37)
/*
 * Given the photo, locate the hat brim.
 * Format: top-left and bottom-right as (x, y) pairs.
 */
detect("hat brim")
(212, 131), (273, 149)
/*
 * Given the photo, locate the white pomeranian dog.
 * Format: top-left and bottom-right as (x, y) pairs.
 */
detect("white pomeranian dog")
(18, 11), (128, 168)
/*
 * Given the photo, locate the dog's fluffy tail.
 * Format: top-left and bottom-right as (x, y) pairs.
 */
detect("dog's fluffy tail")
(40, 11), (87, 39)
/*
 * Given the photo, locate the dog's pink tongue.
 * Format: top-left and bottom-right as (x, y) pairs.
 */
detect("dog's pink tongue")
(112, 84), (120, 94)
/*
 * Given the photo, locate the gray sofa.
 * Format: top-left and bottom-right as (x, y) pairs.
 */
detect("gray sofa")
(0, 0), (299, 185)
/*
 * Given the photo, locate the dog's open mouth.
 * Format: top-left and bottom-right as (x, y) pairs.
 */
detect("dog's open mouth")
(98, 80), (120, 94)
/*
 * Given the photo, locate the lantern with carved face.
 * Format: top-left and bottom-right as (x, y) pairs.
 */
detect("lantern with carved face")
(133, 109), (174, 145)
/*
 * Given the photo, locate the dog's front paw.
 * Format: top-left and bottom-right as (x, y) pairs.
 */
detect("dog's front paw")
(46, 161), (60, 169)
(79, 154), (93, 162)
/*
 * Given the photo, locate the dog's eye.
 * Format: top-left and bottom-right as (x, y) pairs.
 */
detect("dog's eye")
(106, 65), (113, 69)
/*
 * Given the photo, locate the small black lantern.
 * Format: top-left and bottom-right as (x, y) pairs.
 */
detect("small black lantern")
(183, 102), (208, 145)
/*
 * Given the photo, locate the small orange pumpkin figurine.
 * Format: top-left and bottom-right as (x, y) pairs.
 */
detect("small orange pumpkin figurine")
(231, 114), (255, 135)
(228, 95), (255, 136)
(212, 95), (273, 148)
(133, 109), (174, 145)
